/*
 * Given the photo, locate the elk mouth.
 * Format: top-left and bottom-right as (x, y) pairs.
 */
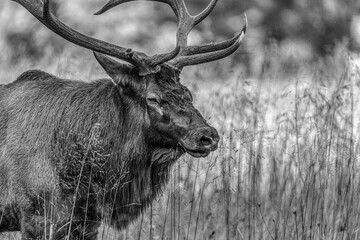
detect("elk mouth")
(178, 144), (210, 158)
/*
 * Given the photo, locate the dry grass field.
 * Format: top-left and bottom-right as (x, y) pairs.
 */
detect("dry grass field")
(1, 1), (360, 240)
(1, 48), (360, 240)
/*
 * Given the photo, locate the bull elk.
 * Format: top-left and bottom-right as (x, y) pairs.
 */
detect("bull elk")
(0, 0), (247, 239)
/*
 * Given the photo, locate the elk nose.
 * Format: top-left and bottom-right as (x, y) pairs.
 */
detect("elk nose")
(198, 127), (219, 151)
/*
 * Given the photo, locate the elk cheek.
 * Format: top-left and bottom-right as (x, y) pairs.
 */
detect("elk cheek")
(147, 105), (163, 122)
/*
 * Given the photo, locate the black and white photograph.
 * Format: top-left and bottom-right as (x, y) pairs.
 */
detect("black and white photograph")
(0, 0), (359, 239)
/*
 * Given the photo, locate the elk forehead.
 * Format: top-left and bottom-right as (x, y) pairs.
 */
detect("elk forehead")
(148, 67), (192, 104)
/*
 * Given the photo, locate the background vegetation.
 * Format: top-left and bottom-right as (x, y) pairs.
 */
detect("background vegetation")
(1, 0), (360, 239)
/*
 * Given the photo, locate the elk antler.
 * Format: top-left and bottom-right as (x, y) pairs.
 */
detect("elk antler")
(12, 0), (180, 76)
(95, 0), (248, 70)
(12, 0), (247, 75)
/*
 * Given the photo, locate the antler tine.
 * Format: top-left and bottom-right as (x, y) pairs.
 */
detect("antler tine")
(180, 31), (242, 56)
(193, 0), (218, 27)
(169, 0), (219, 47)
(150, 46), (180, 66)
(95, 0), (178, 17)
(170, 14), (248, 69)
(169, 13), (248, 69)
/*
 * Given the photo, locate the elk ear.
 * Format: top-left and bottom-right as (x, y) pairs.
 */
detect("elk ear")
(93, 51), (137, 88)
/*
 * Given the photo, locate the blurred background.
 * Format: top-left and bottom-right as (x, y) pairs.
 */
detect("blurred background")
(1, 0), (359, 80)
(1, 0), (360, 240)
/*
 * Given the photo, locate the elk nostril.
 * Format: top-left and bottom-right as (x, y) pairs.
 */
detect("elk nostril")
(200, 136), (213, 147)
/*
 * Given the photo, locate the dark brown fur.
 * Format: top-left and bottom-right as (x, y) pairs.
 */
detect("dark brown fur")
(0, 69), (191, 238)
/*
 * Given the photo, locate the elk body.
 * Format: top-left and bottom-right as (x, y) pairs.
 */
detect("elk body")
(0, 0), (247, 239)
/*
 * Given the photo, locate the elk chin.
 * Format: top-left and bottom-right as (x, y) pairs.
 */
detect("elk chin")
(178, 143), (211, 158)
(151, 146), (184, 164)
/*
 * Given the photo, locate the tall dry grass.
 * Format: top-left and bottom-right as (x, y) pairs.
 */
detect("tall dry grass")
(110, 48), (360, 240)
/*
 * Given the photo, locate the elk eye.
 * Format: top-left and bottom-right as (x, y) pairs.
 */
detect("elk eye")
(147, 97), (160, 105)
(162, 100), (170, 106)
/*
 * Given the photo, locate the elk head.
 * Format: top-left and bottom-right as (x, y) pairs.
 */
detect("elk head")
(12, 0), (247, 158)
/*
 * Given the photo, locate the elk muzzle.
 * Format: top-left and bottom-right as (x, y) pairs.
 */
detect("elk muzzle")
(179, 126), (219, 158)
